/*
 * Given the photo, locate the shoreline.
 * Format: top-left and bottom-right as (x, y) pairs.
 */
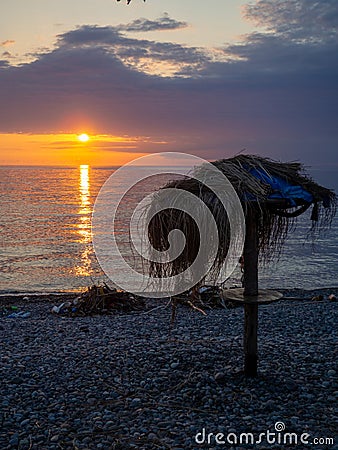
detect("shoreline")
(1, 286), (337, 306)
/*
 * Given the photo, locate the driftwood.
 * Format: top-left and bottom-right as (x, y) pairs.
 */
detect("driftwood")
(170, 285), (239, 326)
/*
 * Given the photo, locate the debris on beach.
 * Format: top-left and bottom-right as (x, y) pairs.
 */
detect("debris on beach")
(0, 305), (18, 317)
(171, 285), (238, 317)
(51, 284), (145, 316)
(7, 311), (31, 318)
(0, 306), (31, 319)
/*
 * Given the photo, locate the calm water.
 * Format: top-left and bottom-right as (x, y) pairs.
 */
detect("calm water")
(0, 166), (337, 294)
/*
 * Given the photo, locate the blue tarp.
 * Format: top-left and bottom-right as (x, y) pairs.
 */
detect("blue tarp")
(246, 167), (313, 206)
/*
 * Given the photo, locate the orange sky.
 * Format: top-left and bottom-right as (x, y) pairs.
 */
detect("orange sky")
(0, 133), (154, 166)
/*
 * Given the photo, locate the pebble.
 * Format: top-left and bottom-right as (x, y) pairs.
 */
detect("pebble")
(20, 419), (30, 427)
(130, 398), (142, 407)
(148, 433), (158, 441)
(10, 377), (24, 384)
(214, 372), (226, 383)
(0, 292), (337, 449)
(9, 434), (19, 447)
(170, 362), (180, 369)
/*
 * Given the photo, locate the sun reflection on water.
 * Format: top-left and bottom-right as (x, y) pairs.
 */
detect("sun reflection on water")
(75, 165), (92, 277)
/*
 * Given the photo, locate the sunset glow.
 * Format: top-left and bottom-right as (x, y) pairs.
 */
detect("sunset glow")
(0, 133), (150, 166)
(78, 133), (90, 143)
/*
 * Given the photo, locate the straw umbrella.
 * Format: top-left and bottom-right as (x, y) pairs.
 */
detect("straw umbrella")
(147, 155), (337, 376)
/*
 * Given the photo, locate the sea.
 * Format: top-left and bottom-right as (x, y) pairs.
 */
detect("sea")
(0, 165), (337, 294)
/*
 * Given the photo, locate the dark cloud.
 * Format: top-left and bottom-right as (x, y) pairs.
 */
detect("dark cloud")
(118, 13), (188, 32)
(0, 6), (337, 166)
(58, 25), (122, 47)
(56, 24), (207, 76)
(244, 0), (338, 42)
(206, 33), (338, 84)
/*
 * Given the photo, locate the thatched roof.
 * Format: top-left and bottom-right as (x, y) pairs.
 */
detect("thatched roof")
(147, 155), (336, 284)
(211, 154), (334, 207)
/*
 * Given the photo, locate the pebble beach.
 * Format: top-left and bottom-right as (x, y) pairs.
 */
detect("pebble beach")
(1, 289), (337, 450)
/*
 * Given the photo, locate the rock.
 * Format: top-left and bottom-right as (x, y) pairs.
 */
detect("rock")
(104, 421), (115, 430)
(130, 398), (142, 408)
(9, 433), (19, 447)
(10, 377), (24, 384)
(148, 433), (158, 441)
(170, 362), (180, 369)
(20, 419), (30, 427)
(215, 372), (226, 383)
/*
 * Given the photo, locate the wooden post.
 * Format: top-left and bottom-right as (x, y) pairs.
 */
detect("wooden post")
(243, 207), (259, 377)
(243, 208), (258, 297)
(244, 302), (258, 377)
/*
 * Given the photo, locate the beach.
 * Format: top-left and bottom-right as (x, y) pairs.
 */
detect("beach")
(2, 1), (338, 449)
(1, 289), (337, 450)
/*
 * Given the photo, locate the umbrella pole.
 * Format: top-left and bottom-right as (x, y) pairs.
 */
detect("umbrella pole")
(243, 208), (259, 377)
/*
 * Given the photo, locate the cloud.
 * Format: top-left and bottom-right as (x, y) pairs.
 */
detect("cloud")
(206, 32), (338, 84)
(118, 13), (188, 32)
(0, 7), (337, 166)
(203, 0), (338, 84)
(58, 25), (122, 47)
(42, 135), (146, 151)
(55, 24), (208, 77)
(1, 39), (15, 47)
(244, 0), (338, 42)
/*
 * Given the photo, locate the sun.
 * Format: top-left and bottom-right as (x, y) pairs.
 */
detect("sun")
(77, 133), (90, 143)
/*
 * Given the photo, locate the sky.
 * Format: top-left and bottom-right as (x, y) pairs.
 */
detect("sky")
(0, 0), (337, 167)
